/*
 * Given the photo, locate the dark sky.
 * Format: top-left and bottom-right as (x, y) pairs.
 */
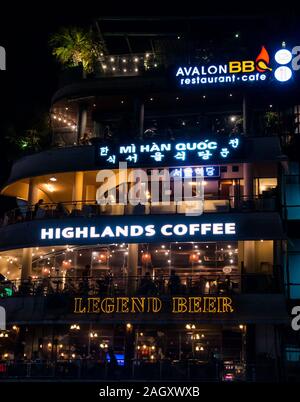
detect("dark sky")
(0, 3), (298, 190)
(0, 4), (299, 123)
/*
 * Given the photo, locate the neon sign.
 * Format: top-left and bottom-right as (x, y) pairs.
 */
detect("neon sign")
(96, 137), (241, 167)
(74, 296), (234, 314)
(176, 46), (294, 87)
(170, 166), (220, 178)
(40, 222), (236, 242)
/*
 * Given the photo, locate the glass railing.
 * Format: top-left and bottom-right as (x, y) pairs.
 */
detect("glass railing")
(0, 272), (280, 298)
(1, 195), (278, 227)
(0, 359), (280, 382)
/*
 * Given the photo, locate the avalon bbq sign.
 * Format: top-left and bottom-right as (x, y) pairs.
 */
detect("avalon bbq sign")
(175, 46), (296, 87)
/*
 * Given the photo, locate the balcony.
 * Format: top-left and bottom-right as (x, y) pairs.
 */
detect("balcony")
(0, 272), (281, 299)
(2, 195), (278, 227)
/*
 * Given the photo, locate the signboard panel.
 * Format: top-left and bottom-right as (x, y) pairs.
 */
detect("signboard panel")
(95, 137), (242, 168)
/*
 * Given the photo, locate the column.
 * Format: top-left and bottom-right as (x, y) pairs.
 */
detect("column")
(21, 248), (32, 280)
(242, 94), (254, 203)
(72, 172), (84, 209)
(127, 243), (138, 295)
(86, 185), (96, 203)
(243, 162), (254, 201)
(134, 97), (144, 139)
(243, 241), (256, 273)
(77, 103), (88, 144)
(139, 101), (144, 140)
(22, 179), (39, 280)
(28, 178), (39, 206)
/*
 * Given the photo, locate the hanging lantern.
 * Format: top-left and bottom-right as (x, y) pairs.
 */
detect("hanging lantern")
(141, 253), (152, 265)
(189, 254), (198, 264)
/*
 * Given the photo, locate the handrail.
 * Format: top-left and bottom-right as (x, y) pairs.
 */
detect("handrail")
(1, 195), (278, 227)
(0, 272), (280, 298)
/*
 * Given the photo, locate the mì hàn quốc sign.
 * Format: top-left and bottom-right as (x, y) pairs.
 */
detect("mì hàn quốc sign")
(175, 45), (298, 87)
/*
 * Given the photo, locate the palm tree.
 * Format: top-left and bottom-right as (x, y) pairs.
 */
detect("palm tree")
(49, 26), (103, 74)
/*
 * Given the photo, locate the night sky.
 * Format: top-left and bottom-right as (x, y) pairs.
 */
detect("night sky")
(0, 4), (299, 211)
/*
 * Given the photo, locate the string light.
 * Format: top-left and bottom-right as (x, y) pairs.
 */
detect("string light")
(51, 113), (77, 131)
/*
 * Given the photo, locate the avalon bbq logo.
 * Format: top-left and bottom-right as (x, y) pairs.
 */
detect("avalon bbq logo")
(176, 45), (294, 86)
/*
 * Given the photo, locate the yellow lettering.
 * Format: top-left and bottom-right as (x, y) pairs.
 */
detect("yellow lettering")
(131, 297), (145, 313)
(74, 297), (86, 313)
(100, 298), (115, 313)
(222, 297), (234, 313)
(150, 297), (162, 313)
(242, 60), (255, 72)
(188, 297), (202, 313)
(229, 61), (241, 73)
(172, 297), (188, 313)
(88, 298), (101, 313)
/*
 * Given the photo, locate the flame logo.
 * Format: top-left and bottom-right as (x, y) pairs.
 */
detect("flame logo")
(256, 46), (272, 72)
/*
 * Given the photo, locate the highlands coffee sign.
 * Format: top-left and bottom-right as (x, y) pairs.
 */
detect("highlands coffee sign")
(176, 46), (297, 87)
(40, 221), (236, 243)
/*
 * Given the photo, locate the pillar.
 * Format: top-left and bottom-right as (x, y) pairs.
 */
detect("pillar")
(243, 163), (254, 200)
(72, 172), (84, 209)
(139, 101), (144, 139)
(127, 243), (138, 295)
(28, 178), (39, 206)
(22, 179), (38, 281)
(134, 97), (144, 139)
(86, 185), (96, 203)
(244, 241), (256, 273)
(77, 103), (88, 144)
(21, 248), (32, 280)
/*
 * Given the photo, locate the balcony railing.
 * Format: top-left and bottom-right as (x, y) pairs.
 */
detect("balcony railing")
(0, 359), (281, 382)
(1, 195), (278, 227)
(0, 272), (280, 298)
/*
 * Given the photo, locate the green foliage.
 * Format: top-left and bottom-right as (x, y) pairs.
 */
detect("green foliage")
(4, 112), (51, 155)
(49, 26), (103, 73)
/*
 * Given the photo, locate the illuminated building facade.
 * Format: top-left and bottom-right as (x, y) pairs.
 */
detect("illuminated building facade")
(0, 17), (299, 381)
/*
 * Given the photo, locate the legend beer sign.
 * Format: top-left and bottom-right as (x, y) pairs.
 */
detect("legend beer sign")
(74, 296), (235, 314)
(176, 45), (296, 87)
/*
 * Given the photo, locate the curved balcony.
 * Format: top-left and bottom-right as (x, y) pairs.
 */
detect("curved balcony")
(3, 136), (285, 189)
(2, 196), (278, 227)
(0, 272), (281, 300)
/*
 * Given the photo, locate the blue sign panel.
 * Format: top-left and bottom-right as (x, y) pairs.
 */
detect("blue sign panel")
(95, 137), (242, 168)
(0, 213), (284, 251)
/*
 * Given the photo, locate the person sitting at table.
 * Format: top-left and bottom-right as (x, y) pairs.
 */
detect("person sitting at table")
(155, 269), (165, 294)
(168, 270), (181, 294)
(55, 202), (69, 218)
(197, 275), (207, 294)
(63, 277), (77, 295)
(80, 264), (91, 295)
(210, 276), (221, 294)
(19, 276), (33, 296)
(223, 275), (233, 294)
(80, 132), (91, 145)
(138, 272), (157, 295)
(35, 277), (54, 295)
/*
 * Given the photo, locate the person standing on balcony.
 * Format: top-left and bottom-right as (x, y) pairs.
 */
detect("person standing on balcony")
(168, 270), (181, 294)
(81, 264), (91, 295)
(33, 199), (44, 218)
